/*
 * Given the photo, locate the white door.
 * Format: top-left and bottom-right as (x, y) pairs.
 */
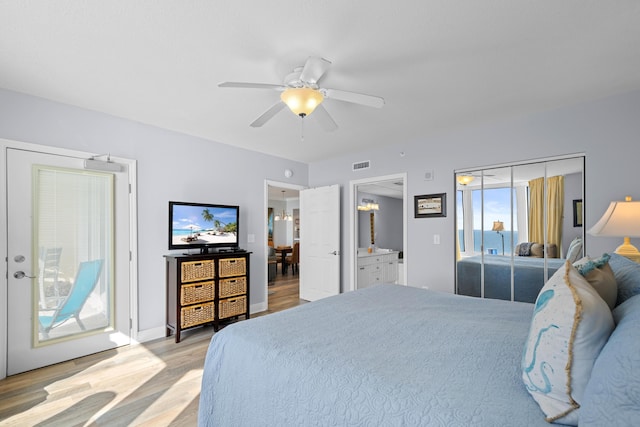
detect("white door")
(6, 148), (131, 375)
(299, 184), (340, 301)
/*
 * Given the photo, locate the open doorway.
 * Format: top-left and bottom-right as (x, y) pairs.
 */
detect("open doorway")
(349, 173), (407, 292)
(264, 181), (304, 312)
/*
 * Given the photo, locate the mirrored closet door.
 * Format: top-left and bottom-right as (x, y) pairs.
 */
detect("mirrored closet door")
(455, 156), (585, 303)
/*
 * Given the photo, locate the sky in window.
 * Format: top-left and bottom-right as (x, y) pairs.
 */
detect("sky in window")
(472, 188), (516, 230)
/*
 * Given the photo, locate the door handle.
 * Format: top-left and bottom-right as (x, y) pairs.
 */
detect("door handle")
(13, 271), (37, 279)
(329, 251), (340, 255)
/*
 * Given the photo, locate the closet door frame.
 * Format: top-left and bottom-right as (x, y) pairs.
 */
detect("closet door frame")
(455, 154), (585, 301)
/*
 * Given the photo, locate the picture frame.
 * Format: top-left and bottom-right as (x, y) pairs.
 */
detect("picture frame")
(268, 207), (274, 239)
(414, 193), (446, 218)
(573, 199), (583, 227)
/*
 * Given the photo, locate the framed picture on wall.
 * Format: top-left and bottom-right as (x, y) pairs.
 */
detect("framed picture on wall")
(573, 199), (583, 227)
(268, 207), (274, 239)
(414, 193), (446, 218)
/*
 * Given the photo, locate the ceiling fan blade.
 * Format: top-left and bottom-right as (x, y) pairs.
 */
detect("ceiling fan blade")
(313, 104), (338, 132)
(323, 88), (385, 108)
(219, 82), (285, 90)
(299, 57), (332, 85)
(250, 102), (286, 127)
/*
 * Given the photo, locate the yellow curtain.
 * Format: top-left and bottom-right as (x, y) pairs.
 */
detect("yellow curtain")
(547, 176), (564, 251)
(528, 177), (544, 244)
(528, 176), (564, 257)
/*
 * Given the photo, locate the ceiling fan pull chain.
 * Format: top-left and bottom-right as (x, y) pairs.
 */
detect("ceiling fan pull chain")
(300, 116), (305, 142)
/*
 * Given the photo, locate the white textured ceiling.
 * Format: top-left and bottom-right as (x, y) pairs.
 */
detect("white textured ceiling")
(1, 1), (639, 163)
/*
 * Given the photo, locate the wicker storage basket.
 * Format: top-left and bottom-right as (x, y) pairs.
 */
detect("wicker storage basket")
(219, 277), (247, 298)
(219, 258), (246, 277)
(218, 296), (247, 319)
(180, 281), (215, 305)
(181, 302), (215, 328)
(181, 259), (215, 283)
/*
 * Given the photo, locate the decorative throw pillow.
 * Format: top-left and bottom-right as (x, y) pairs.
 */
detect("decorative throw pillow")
(566, 237), (583, 263)
(522, 261), (615, 425)
(574, 254), (617, 309)
(530, 243), (545, 258)
(580, 294), (640, 425)
(608, 253), (640, 306)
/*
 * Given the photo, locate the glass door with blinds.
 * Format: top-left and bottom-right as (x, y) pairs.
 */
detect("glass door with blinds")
(7, 147), (131, 375)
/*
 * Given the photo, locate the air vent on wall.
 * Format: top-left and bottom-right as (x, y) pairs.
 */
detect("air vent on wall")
(352, 160), (370, 171)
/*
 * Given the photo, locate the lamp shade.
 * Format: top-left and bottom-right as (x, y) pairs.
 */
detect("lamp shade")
(491, 221), (505, 232)
(280, 87), (324, 117)
(588, 197), (640, 237)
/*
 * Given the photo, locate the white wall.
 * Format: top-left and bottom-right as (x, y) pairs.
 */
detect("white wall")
(309, 89), (640, 293)
(0, 89), (308, 337)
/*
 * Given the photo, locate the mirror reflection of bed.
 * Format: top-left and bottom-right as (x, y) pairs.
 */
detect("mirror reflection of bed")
(455, 155), (585, 303)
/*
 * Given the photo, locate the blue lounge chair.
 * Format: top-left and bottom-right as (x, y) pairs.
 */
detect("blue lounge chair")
(39, 259), (104, 337)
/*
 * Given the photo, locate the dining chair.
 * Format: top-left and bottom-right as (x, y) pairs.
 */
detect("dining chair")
(285, 242), (300, 274)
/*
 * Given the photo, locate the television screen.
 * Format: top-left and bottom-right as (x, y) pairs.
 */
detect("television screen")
(169, 201), (239, 252)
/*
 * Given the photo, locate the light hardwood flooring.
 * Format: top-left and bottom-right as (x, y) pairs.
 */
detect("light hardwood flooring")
(0, 273), (304, 426)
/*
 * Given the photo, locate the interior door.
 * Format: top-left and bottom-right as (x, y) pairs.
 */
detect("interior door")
(6, 148), (131, 375)
(299, 184), (340, 301)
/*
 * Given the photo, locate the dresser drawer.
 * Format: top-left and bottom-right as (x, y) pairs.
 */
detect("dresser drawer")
(180, 301), (215, 328)
(219, 258), (246, 277)
(219, 277), (247, 298)
(181, 259), (215, 283)
(181, 280), (215, 305)
(218, 296), (247, 319)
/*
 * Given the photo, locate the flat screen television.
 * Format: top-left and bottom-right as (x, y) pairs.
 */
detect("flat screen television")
(169, 201), (239, 253)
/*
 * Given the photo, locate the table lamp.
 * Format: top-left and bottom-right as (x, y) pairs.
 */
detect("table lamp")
(588, 196), (640, 262)
(492, 220), (505, 255)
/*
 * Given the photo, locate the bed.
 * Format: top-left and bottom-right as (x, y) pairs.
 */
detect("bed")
(198, 254), (640, 426)
(456, 255), (566, 303)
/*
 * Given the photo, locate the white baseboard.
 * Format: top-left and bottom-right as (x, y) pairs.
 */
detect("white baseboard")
(133, 325), (167, 344)
(133, 303), (267, 344)
(251, 302), (267, 314)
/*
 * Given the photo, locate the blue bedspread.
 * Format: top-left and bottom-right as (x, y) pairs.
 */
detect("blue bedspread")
(457, 255), (566, 303)
(198, 285), (549, 426)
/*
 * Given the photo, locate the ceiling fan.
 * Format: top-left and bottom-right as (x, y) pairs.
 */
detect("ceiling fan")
(218, 57), (385, 131)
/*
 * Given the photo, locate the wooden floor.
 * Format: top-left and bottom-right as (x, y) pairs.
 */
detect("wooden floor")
(0, 273), (303, 426)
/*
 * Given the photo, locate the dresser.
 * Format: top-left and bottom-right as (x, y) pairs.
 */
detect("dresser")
(357, 251), (399, 289)
(165, 251), (251, 342)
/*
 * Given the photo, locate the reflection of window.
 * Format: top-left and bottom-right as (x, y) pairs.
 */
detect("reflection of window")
(470, 187), (517, 254)
(455, 155), (585, 303)
(456, 191), (465, 252)
(459, 186), (519, 256)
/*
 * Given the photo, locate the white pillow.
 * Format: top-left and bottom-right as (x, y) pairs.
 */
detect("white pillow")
(566, 237), (583, 263)
(522, 261), (614, 425)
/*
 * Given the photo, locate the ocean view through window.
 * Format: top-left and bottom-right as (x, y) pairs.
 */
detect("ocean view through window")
(458, 186), (518, 255)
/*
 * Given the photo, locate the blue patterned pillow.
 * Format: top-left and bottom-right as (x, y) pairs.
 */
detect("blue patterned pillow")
(580, 294), (640, 425)
(608, 253), (640, 306)
(522, 261), (615, 425)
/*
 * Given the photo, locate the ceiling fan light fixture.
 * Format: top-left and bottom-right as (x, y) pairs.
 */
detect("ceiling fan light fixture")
(281, 87), (324, 117)
(457, 175), (475, 186)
